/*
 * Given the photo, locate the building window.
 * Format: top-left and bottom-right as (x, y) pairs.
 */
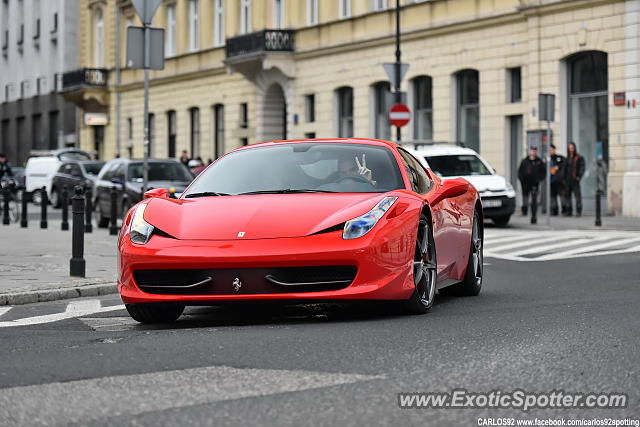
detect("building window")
(188, 0), (199, 52)
(1, 0), (8, 51)
(213, 0), (224, 47)
(94, 8), (104, 67)
(372, 81), (391, 140)
(455, 69), (480, 152)
(507, 67), (521, 103)
(307, 0), (318, 25)
(371, 0), (388, 12)
(336, 86), (353, 138)
(32, 113), (42, 148)
(273, 0), (284, 29)
(567, 50), (608, 202)
(412, 76), (433, 141)
(165, 3), (176, 56)
(305, 94), (315, 123)
(127, 117), (133, 140)
(304, 132), (316, 139)
(51, 12), (58, 34)
(240, 137), (248, 146)
(20, 80), (28, 98)
(239, 103), (248, 128)
(190, 107), (200, 157)
(148, 113), (155, 157)
(167, 110), (176, 158)
(213, 104), (225, 158)
(4, 84), (10, 102)
(48, 111), (59, 149)
(17, 0), (24, 48)
(240, 0), (251, 34)
(339, 0), (351, 18)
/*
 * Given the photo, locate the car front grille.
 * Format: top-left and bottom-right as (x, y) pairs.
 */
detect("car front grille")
(133, 266), (357, 295)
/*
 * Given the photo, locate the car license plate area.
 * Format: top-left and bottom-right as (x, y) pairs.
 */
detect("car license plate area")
(483, 199), (503, 208)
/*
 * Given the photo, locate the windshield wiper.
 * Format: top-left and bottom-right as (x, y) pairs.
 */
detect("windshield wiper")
(184, 191), (230, 198)
(236, 189), (338, 195)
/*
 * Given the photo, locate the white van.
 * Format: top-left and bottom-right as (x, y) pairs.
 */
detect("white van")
(25, 149), (92, 203)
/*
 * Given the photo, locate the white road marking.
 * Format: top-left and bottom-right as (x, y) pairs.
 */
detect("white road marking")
(546, 236), (640, 258)
(0, 365), (382, 426)
(0, 303), (125, 328)
(484, 229), (640, 261)
(0, 307), (12, 318)
(508, 238), (595, 256)
(485, 235), (560, 253)
(65, 299), (102, 313)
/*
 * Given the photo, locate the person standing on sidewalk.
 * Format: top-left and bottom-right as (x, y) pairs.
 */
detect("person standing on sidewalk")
(0, 153), (14, 180)
(564, 142), (585, 217)
(549, 144), (566, 216)
(518, 146), (545, 216)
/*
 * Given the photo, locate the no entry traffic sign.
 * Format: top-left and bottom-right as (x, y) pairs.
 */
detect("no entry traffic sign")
(389, 103), (411, 128)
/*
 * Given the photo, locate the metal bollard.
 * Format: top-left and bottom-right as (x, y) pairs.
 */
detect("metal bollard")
(169, 187), (176, 199)
(70, 186), (86, 278)
(109, 186), (118, 236)
(2, 186), (9, 225)
(40, 186), (48, 229)
(84, 186), (93, 233)
(20, 190), (28, 228)
(595, 192), (602, 227)
(61, 186), (69, 231)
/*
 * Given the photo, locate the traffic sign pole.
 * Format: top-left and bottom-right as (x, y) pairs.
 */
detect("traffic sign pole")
(394, 0), (401, 142)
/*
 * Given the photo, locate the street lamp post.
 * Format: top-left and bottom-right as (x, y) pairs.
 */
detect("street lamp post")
(395, 0), (401, 142)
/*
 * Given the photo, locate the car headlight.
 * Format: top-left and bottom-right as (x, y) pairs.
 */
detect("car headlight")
(130, 204), (154, 245)
(505, 182), (516, 197)
(343, 197), (397, 240)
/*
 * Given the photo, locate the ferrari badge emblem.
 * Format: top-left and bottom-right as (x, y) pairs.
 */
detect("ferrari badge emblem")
(233, 278), (242, 292)
(237, 231), (245, 237)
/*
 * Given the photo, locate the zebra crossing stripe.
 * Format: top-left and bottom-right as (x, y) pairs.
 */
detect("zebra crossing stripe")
(544, 236), (640, 258)
(0, 307), (12, 318)
(485, 235), (559, 253)
(510, 237), (596, 256)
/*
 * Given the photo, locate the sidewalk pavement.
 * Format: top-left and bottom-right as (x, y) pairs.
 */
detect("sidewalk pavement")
(1, 222), (118, 305)
(2, 209), (640, 306)
(504, 212), (640, 231)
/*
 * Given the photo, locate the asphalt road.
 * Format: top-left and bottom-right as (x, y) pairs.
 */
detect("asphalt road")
(0, 252), (638, 426)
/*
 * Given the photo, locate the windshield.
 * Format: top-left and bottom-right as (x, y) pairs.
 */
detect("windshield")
(424, 154), (493, 177)
(184, 143), (405, 196)
(82, 162), (105, 175)
(128, 162), (193, 182)
(58, 151), (91, 161)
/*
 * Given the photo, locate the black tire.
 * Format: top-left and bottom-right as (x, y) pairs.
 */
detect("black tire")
(50, 187), (61, 209)
(125, 303), (185, 324)
(403, 213), (438, 314)
(440, 210), (483, 297)
(492, 215), (511, 227)
(95, 203), (109, 228)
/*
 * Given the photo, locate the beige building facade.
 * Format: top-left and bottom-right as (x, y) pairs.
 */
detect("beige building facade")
(64, 0), (640, 216)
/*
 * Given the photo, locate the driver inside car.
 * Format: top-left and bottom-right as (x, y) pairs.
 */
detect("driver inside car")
(335, 154), (376, 186)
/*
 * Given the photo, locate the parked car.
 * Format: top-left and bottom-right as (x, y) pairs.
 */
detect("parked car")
(50, 160), (105, 208)
(93, 158), (194, 228)
(405, 143), (516, 226)
(24, 148), (92, 204)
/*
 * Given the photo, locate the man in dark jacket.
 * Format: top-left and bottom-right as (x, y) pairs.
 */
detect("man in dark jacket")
(0, 153), (14, 180)
(549, 144), (566, 216)
(564, 142), (585, 216)
(518, 146), (545, 216)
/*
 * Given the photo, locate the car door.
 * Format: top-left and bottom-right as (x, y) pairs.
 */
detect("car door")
(397, 148), (458, 280)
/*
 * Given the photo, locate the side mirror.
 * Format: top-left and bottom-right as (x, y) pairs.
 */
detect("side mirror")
(144, 187), (169, 199)
(110, 177), (123, 185)
(429, 179), (469, 206)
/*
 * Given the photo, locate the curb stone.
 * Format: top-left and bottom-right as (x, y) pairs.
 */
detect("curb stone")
(0, 282), (117, 306)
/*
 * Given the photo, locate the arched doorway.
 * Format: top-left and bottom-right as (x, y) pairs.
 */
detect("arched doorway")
(262, 83), (287, 141)
(566, 51), (608, 207)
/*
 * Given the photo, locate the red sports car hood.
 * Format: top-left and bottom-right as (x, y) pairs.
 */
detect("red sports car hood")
(143, 193), (391, 240)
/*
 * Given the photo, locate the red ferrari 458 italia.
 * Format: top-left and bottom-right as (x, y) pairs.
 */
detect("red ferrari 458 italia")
(118, 138), (484, 323)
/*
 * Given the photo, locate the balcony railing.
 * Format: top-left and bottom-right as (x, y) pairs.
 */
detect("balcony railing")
(61, 68), (109, 92)
(226, 29), (294, 59)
